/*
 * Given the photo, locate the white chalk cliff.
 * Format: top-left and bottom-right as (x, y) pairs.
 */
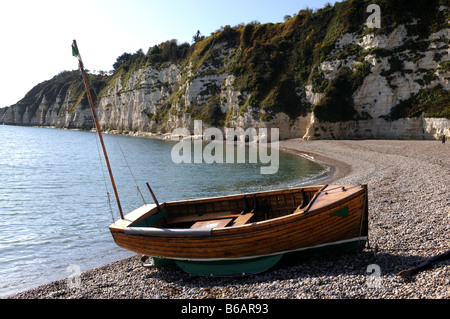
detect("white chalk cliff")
(1, 3), (449, 140)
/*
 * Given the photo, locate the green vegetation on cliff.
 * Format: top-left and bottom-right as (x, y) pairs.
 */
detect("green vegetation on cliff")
(390, 85), (450, 120)
(12, 70), (108, 122)
(5, 0), (449, 126)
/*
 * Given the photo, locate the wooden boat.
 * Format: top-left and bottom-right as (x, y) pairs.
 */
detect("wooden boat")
(109, 184), (369, 276)
(72, 40), (369, 277)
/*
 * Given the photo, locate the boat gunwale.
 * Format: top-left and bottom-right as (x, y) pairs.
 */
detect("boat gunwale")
(212, 184), (365, 235)
(162, 185), (321, 206)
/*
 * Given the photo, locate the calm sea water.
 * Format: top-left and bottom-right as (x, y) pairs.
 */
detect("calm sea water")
(0, 125), (328, 297)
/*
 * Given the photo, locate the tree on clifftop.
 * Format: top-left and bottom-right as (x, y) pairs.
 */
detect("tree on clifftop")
(113, 52), (132, 71)
(192, 30), (204, 43)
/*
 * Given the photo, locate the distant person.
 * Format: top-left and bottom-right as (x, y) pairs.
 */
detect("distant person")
(442, 135), (446, 144)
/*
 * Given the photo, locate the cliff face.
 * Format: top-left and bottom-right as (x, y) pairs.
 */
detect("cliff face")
(0, 71), (104, 130)
(1, 0), (449, 140)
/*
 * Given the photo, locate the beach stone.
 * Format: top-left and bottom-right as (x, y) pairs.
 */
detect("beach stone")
(8, 140), (449, 300)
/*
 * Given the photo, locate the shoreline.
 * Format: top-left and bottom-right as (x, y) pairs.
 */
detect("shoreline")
(280, 146), (351, 185)
(8, 139), (450, 299)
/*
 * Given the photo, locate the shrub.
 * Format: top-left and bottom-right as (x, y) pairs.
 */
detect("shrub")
(313, 67), (357, 122)
(390, 86), (450, 120)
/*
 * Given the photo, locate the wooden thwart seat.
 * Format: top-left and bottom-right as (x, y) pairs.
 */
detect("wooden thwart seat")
(191, 218), (233, 230)
(166, 212), (241, 225)
(189, 212), (254, 230)
(232, 213), (254, 226)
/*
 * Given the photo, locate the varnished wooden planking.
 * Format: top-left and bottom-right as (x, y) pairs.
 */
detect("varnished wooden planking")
(162, 188), (314, 224)
(191, 218), (233, 230)
(166, 212), (241, 225)
(112, 218), (360, 259)
(232, 213), (255, 226)
(113, 208), (365, 258)
(110, 185), (368, 260)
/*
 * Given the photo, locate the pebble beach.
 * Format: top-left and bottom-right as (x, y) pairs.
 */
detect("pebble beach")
(8, 139), (449, 299)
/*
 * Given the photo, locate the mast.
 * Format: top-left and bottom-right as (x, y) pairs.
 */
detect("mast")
(72, 40), (124, 220)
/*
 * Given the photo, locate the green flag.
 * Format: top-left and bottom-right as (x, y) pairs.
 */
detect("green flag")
(72, 44), (79, 58)
(72, 43), (82, 74)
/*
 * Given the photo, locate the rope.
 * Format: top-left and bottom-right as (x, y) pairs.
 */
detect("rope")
(113, 136), (147, 206)
(107, 192), (115, 223)
(136, 186), (146, 206)
(94, 131), (116, 223)
(84, 69), (116, 222)
(358, 185), (368, 251)
(84, 71), (147, 208)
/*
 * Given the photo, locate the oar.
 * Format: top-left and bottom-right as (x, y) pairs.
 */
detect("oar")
(145, 182), (167, 226)
(146, 182), (161, 212)
(250, 194), (257, 214)
(240, 196), (247, 215)
(302, 184), (329, 213)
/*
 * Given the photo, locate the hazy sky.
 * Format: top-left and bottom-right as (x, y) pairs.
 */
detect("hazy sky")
(0, 0), (339, 107)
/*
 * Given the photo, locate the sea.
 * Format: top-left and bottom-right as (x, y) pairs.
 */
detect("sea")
(0, 125), (329, 297)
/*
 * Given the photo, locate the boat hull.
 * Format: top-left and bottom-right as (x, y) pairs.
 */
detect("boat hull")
(109, 185), (369, 276)
(175, 255), (284, 277)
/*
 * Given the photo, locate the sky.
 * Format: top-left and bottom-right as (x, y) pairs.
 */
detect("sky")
(0, 0), (340, 107)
